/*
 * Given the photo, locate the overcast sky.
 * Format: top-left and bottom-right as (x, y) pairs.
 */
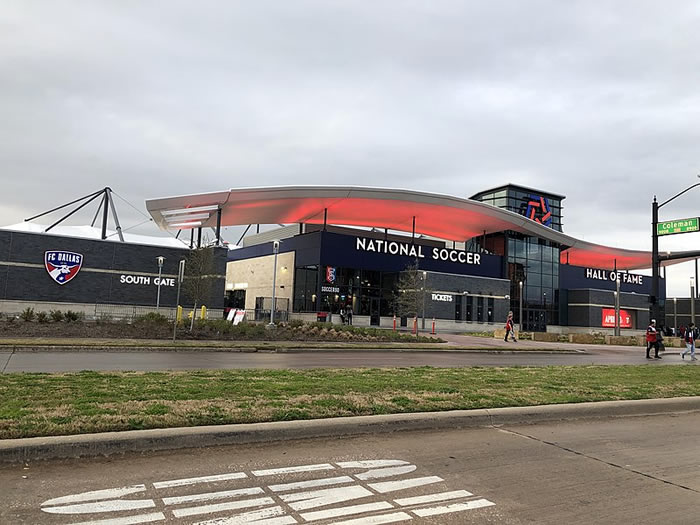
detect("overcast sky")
(2, 1), (699, 295)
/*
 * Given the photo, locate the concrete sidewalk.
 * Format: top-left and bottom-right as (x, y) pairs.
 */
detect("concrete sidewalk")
(2, 396), (699, 465)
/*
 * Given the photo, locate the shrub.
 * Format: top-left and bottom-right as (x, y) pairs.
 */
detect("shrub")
(134, 312), (169, 325)
(64, 310), (84, 323)
(20, 307), (35, 322)
(49, 310), (64, 323)
(289, 319), (305, 328)
(36, 312), (49, 323)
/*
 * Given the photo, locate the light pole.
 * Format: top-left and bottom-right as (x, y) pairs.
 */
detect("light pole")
(268, 240), (280, 327)
(172, 259), (185, 342)
(651, 175), (700, 322)
(614, 276), (620, 336)
(673, 297), (677, 334)
(421, 271), (427, 330)
(518, 281), (523, 332)
(155, 256), (165, 312)
(691, 277), (696, 326)
(543, 291), (547, 329)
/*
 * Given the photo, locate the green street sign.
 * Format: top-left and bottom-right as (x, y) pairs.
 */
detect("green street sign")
(657, 217), (700, 236)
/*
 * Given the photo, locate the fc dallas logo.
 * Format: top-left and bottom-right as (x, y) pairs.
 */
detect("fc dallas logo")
(326, 266), (336, 284)
(45, 251), (83, 285)
(524, 195), (552, 227)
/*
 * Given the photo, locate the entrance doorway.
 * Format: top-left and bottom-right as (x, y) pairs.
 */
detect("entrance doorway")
(370, 298), (380, 326)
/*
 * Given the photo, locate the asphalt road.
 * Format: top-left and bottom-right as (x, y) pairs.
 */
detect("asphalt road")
(2, 412), (698, 524)
(0, 345), (696, 372)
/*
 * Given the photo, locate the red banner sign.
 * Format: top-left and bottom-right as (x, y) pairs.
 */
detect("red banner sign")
(602, 308), (632, 328)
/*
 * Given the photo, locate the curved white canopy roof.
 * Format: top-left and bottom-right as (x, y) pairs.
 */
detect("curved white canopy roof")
(146, 186), (665, 271)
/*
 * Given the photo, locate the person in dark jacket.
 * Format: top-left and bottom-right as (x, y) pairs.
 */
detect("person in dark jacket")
(646, 319), (661, 359)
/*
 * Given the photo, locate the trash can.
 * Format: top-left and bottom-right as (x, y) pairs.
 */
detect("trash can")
(317, 312), (328, 323)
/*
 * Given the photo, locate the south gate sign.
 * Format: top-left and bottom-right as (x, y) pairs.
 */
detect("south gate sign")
(657, 217), (699, 236)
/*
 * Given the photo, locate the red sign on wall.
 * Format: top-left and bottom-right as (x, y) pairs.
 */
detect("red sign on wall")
(602, 309), (632, 328)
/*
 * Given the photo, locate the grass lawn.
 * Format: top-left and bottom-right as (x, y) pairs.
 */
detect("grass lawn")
(1, 366), (698, 439)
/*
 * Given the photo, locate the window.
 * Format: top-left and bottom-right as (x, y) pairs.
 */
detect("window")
(477, 297), (484, 322)
(466, 296), (473, 321)
(487, 298), (494, 322)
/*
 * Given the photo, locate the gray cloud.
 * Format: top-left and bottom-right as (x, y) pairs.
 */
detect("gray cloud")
(1, 1), (699, 294)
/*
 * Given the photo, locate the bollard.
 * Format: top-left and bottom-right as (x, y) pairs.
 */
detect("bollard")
(200, 305), (207, 320)
(412, 316), (417, 335)
(176, 305), (183, 323)
(393, 314), (396, 331)
(431, 317), (436, 335)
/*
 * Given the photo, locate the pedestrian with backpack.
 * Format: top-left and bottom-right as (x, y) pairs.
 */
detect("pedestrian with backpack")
(681, 322), (697, 361)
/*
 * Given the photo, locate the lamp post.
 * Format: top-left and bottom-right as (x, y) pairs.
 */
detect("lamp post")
(269, 240), (280, 327)
(691, 277), (696, 326)
(155, 256), (165, 312)
(673, 297), (677, 334)
(614, 276), (621, 336)
(172, 259), (185, 342)
(518, 281), (523, 332)
(651, 175), (700, 323)
(421, 271), (427, 330)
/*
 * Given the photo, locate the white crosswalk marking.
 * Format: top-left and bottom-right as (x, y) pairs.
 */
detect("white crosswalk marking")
(330, 512), (413, 525)
(412, 498), (495, 517)
(252, 463), (335, 476)
(268, 476), (354, 492)
(68, 513), (166, 525)
(394, 490), (473, 506)
(368, 476), (443, 493)
(153, 472), (247, 489)
(39, 458), (496, 524)
(42, 485), (147, 507)
(301, 501), (394, 522)
(173, 497), (275, 518)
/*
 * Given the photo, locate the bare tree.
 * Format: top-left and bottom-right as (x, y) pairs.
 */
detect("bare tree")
(183, 247), (215, 330)
(394, 262), (430, 326)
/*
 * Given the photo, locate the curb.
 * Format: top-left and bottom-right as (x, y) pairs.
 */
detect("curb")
(0, 345), (580, 354)
(2, 396), (698, 465)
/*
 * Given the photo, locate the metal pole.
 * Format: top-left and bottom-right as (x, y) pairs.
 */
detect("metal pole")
(692, 278), (696, 326)
(696, 259), (699, 298)
(674, 297), (677, 333)
(106, 189), (124, 242)
(101, 190), (109, 239)
(422, 271), (427, 330)
(156, 256), (164, 312)
(651, 197), (660, 323)
(173, 260), (185, 342)
(215, 208), (222, 245)
(615, 276), (620, 336)
(519, 281), (523, 333)
(269, 241), (279, 326)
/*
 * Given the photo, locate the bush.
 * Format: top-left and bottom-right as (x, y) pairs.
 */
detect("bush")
(36, 312), (49, 323)
(134, 312), (169, 325)
(20, 307), (35, 322)
(49, 310), (64, 323)
(64, 310), (84, 323)
(288, 319), (305, 328)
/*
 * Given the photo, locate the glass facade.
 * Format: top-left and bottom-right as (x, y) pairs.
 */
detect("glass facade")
(471, 185), (565, 331)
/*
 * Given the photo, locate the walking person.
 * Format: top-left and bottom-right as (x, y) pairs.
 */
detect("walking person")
(504, 311), (517, 342)
(646, 319), (661, 359)
(681, 322), (697, 361)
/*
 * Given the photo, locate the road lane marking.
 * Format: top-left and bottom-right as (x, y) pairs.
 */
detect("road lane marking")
(172, 497), (275, 518)
(268, 476), (354, 492)
(394, 490), (473, 506)
(68, 512), (166, 525)
(336, 461), (409, 469)
(42, 485), (147, 506)
(42, 499), (155, 515)
(300, 501), (394, 522)
(252, 464), (335, 476)
(330, 512), (413, 524)
(411, 498), (495, 517)
(355, 466), (417, 480)
(153, 472), (247, 489)
(40, 458), (495, 523)
(280, 486), (373, 511)
(161, 487), (264, 506)
(368, 476), (443, 493)
(193, 506), (295, 524)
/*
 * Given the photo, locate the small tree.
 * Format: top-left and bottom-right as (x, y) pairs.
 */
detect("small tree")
(394, 262), (431, 330)
(183, 247), (215, 330)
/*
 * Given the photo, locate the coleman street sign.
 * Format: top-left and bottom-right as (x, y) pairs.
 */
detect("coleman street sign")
(657, 217), (699, 236)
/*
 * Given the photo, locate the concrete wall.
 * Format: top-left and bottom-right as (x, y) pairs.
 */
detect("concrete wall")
(565, 288), (650, 330)
(226, 252), (295, 311)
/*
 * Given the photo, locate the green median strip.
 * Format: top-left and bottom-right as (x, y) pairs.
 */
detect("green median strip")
(1, 366), (698, 439)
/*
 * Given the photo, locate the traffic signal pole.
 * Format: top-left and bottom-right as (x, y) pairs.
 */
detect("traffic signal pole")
(651, 197), (660, 323)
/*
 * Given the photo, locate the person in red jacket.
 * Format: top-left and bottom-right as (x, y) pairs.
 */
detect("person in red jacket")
(646, 319), (661, 359)
(504, 311), (517, 342)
